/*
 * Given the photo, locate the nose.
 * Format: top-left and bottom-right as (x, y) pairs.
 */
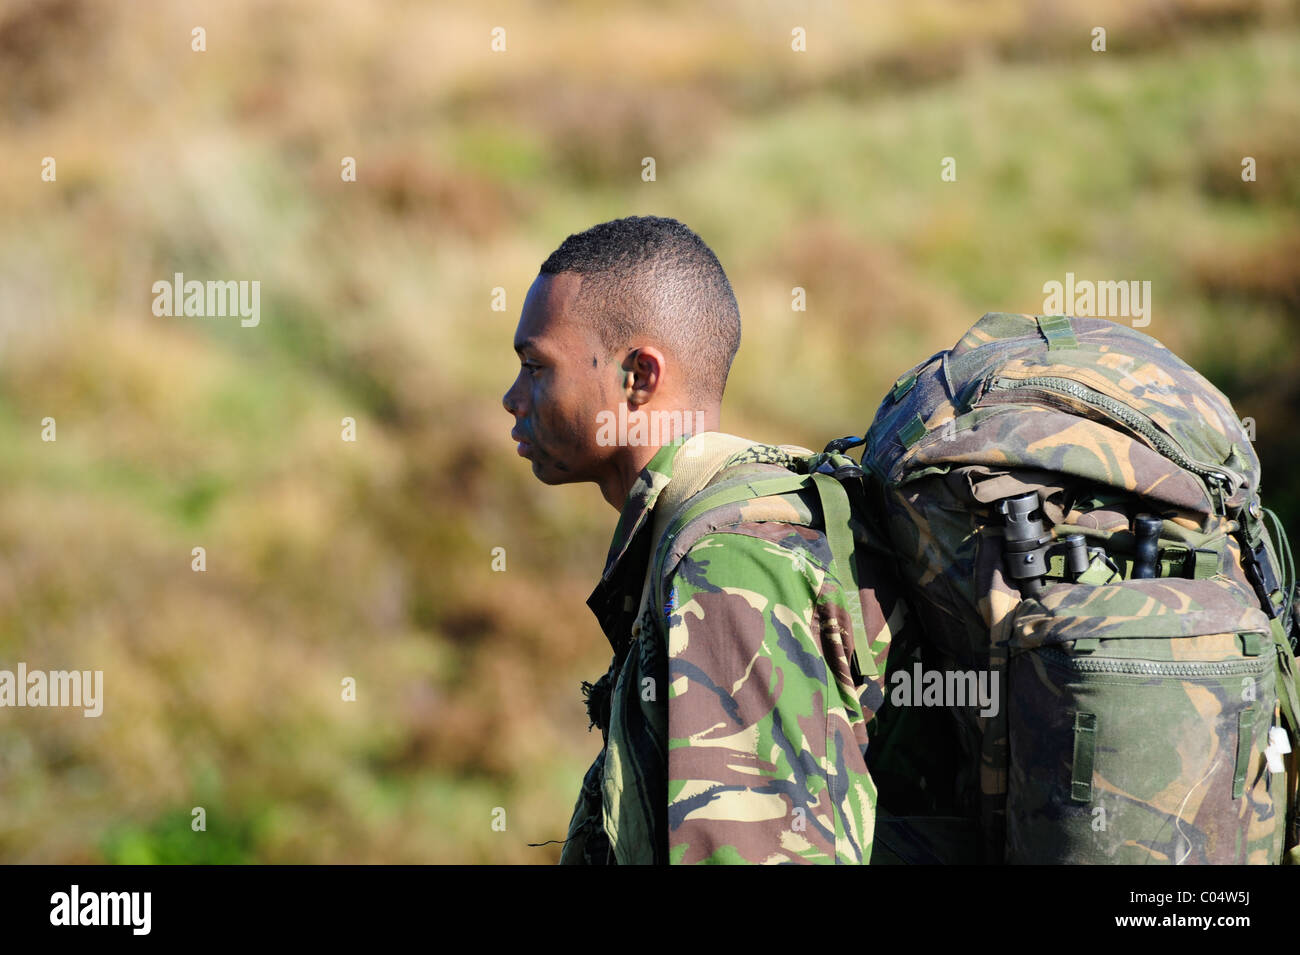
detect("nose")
(502, 372), (524, 417)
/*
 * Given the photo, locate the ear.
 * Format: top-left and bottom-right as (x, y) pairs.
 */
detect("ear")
(623, 347), (666, 405)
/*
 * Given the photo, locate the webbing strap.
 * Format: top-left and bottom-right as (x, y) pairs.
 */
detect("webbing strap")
(1263, 505), (1296, 629)
(653, 473), (813, 617)
(891, 371), (917, 402)
(899, 414), (927, 449)
(1269, 618), (1300, 746)
(1037, 314), (1079, 351)
(1234, 704), (1256, 799)
(1273, 619), (1300, 849)
(812, 473), (876, 681)
(1190, 549), (1221, 579)
(652, 470), (878, 682)
(658, 474), (811, 564)
(1070, 712), (1097, 802)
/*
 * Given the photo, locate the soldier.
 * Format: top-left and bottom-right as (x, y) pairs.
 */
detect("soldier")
(502, 216), (895, 864)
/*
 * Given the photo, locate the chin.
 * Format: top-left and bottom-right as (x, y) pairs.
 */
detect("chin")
(534, 467), (572, 486)
(527, 456), (557, 483)
(531, 457), (584, 486)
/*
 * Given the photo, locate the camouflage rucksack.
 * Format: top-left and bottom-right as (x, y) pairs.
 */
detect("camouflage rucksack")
(859, 312), (1300, 864)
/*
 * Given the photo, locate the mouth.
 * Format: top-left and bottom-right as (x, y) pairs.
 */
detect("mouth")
(511, 429), (532, 458)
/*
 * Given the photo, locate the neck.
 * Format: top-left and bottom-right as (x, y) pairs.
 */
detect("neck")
(599, 445), (658, 510)
(597, 406), (722, 510)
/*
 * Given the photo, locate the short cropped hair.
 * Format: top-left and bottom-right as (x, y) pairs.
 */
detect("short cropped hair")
(539, 216), (741, 404)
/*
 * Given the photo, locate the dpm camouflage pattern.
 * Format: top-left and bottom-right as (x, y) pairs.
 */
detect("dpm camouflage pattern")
(561, 434), (902, 864)
(1007, 577), (1281, 864)
(862, 312), (1300, 865)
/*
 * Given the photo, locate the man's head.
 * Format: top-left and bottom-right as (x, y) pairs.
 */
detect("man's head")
(503, 215), (741, 505)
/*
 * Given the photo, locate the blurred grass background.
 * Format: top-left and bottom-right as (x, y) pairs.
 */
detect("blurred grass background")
(0, 0), (1297, 863)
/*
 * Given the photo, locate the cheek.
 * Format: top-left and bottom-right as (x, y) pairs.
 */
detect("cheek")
(538, 378), (607, 455)
(530, 378), (580, 443)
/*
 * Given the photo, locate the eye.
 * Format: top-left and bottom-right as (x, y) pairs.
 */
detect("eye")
(522, 360), (541, 374)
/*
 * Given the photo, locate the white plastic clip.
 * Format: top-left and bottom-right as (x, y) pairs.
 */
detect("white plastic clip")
(1265, 726), (1292, 774)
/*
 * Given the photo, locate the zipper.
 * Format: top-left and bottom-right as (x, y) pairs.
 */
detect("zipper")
(986, 376), (1244, 494)
(1040, 646), (1270, 677)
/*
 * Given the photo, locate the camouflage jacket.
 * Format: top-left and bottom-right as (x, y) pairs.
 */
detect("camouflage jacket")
(559, 432), (895, 864)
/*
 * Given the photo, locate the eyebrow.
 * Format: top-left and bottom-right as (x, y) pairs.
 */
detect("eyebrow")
(514, 337), (540, 356)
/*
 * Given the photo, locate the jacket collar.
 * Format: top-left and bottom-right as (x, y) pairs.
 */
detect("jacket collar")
(597, 440), (685, 583)
(585, 439), (687, 654)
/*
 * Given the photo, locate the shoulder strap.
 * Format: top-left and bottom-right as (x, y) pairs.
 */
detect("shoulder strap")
(649, 463), (876, 681)
(621, 432), (760, 648)
(644, 432), (760, 555)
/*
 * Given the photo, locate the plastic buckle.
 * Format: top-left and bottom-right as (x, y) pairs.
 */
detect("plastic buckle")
(1246, 539), (1283, 619)
(824, 435), (866, 455)
(1266, 726), (1291, 774)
